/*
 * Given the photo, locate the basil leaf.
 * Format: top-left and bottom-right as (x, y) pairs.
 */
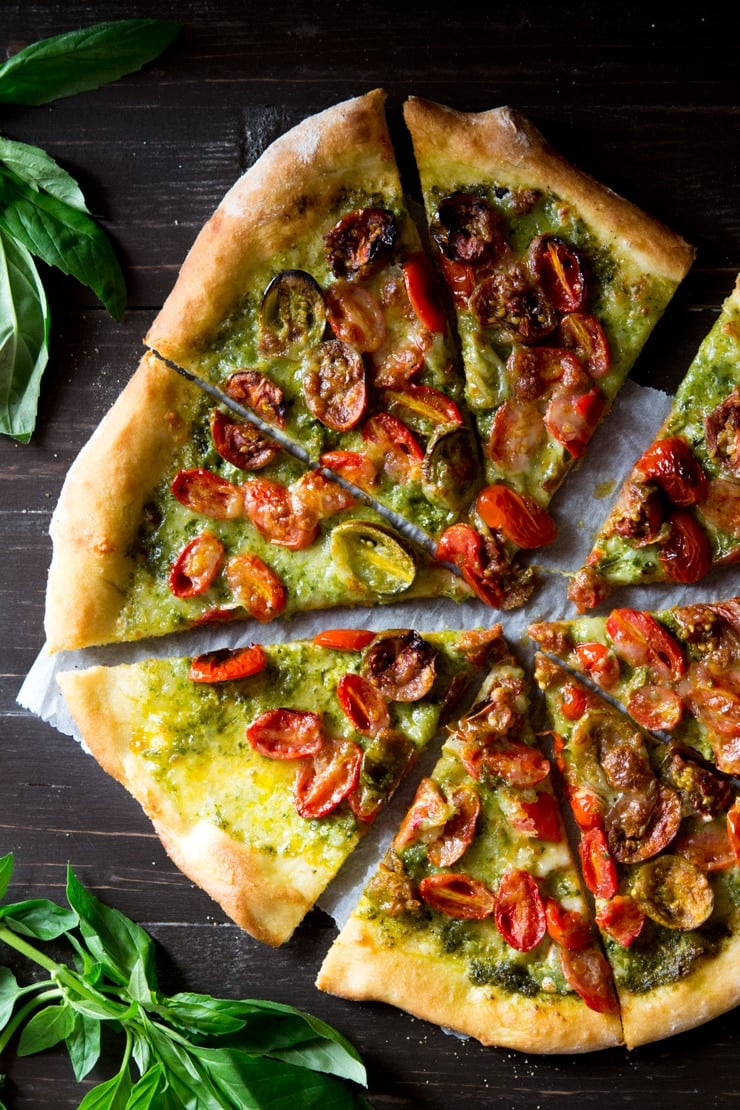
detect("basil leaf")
(17, 1001), (76, 1055)
(66, 867), (156, 989)
(160, 993), (247, 1038)
(0, 20), (180, 107)
(77, 1067), (133, 1110)
(66, 1010), (102, 1082)
(0, 226), (49, 442)
(0, 968), (21, 1030)
(0, 137), (90, 212)
(0, 855), (13, 901)
(0, 898), (77, 940)
(0, 165), (126, 319)
(125, 1064), (163, 1109)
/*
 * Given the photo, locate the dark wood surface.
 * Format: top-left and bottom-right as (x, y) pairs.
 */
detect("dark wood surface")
(3, 3), (740, 1106)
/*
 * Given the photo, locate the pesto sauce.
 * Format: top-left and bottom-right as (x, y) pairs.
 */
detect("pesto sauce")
(607, 918), (730, 995)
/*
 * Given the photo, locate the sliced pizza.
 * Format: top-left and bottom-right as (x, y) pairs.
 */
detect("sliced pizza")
(403, 97), (694, 602)
(317, 634), (623, 1053)
(533, 654), (740, 1049)
(568, 275), (740, 611)
(57, 625), (499, 946)
(529, 596), (740, 775)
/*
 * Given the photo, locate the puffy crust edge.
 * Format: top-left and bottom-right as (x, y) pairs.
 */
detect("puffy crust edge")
(403, 97), (694, 283)
(316, 915), (624, 1054)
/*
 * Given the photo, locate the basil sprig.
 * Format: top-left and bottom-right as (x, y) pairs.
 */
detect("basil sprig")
(0, 853), (370, 1109)
(0, 19), (180, 442)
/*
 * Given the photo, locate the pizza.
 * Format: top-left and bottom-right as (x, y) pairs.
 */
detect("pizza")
(529, 596), (740, 774)
(57, 625), (500, 946)
(532, 653), (740, 1049)
(403, 97), (694, 602)
(317, 631), (623, 1052)
(568, 276), (740, 611)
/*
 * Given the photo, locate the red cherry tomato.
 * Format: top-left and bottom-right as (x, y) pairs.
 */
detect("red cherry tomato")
(242, 478), (318, 549)
(627, 684), (684, 731)
(383, 384), (463, 430)
(303, 339), (368, 431)
(595, 894), (646, 947)
(573, 641), (621, 689)
(326, 280), (387, 352)
(418, 872), (496, 920)
(605, 608), (686, 683)
(188, 644), (266, 684)
(291, 471), (355, 519)
(488, 399), (547, 474)
(558, 312), (610, 378)
(393, 777), (449, 851)
(545, 897), (591, 950)
(435, 523), (506, 608)
(701, 477), (740, 539)
(438, 256), (476, 306)
(403, 253), (447, 333)
(224, 553), (286, 623)
(312, 628), (376, 651)
(476, 484), (557, 549)
(544, 385), (606, 458)
(560, 681), (588, 721)
(171, 469), (244, 519)
(362, 412), (424, 482)
(559, 944), (619, 1013)
(494, 869), (546, 952)
(579, 827), (618, 899)
(168, 532), (224, 598)
(427, 784), (481, 868)
(319, 450), (377, 492)
(635, 436), (708, 507)
(512, 791), (563, 842)
(675, 818), (738, 872)
(293, 735), (363, 818)
(246, 708), (325, 759)
(569, 787), (605, 832)
(528, 235), (585, 313)
(336, 673), (390, 736)
(659, 510), (713, 584)
(727, 799), (740, 859)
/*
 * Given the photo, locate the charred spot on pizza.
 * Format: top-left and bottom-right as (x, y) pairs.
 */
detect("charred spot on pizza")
(324, 207), (398, 280)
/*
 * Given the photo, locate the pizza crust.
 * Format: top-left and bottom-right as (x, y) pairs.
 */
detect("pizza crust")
(403, 97), (694, 282)
(317, 915), (623, 1053)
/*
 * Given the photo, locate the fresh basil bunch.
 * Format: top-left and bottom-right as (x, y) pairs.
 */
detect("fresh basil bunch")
(0, 853), (370, 1109)
(0, 19), (180, 442)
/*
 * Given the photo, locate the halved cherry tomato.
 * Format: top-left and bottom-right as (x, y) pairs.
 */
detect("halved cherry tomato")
(705, 388), (740, 476)
(595, 894), (646, 947)
(210, 409), (280, 471)
(488, 399), (547, 474)
(348, 728), (415, 823)
(569, 787), (605, 832)
(168, 532), (224, 598)
(494, 868), (546, 952)
(222, 369), (287, 427)
(319, 450), (377, 492)
(224, 553), (286, 622)
(635, 436), (708, 507)
(427, 784), (481, 868)
(362, 629), (437, 702)
(383, 384), (463, 431)
(393, 777), (449, 851)
(246, 708), (325, 759)
(431, 193), (505, 266)
(544, 385), (606, 458)
(528, 235), (585, 314)
(560, 681), (587, 721)
(545, 897), (591, 950)
(727, 799), (740, 858)
(189, 644), (266, 684)
(303, 339), (367, 431)
(293, 734), (363, 818)
(337, 673), (390, 736)
(605, 781), (682, 864)
(701, 477), (740, 539)
(578, 827), (618, 899)
(362, 412), (424, 482)
(559, 944), (619, 1014)
(418, 872), (496, 920)
(675, 817), (738, 872)
(659, 510), (712, 584)
(326, 280), (387, 352)
(324, 207), (397, 279)
(470, 267), (557, 343)
(627, 684), (683, 731)
(402, 253), (447, 333)
(438, 256), (476, 306)
(678, 662), (740, 741)
(435, 523), (506, 608)
(171, 469), (243, 519)
(312, 628), (376, 651)
(573, 641), (621, 689)
(605, 608), (686, 682)
(509, 346), (587, 401)
(476, 484), (557, 549)
(558, 312), (610, 378)
(291, 471), (355, 519)
(511, 791), (563, 842)
(242, 478), (318, 549)
(458, 736), (550, 787)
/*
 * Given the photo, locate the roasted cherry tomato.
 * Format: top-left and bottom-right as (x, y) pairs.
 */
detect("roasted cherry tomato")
(512, 791), (563, 842)
(246, 708), (325, 759)
(427, 784), (481, 868)
(223, 369), (287, 427)
(171, 469), (243, 519)
(473, 738), (551, 787)
(394, 777), (449, 851)
(573, 641), (621, 689)
(438, 256), (476, 306)
(578, 827), (618, 899)
(326, 280), (387, 352)
(435, 523), (507, 608)
(291, 470), (355, 519)
(605, 607), (686, 682)
(675, 817), (738, 872)
(544, 385), (606, 458)
(559, 944), (618, 1014)
(476, 483), (557, 549)
(610, 483), (666, 547)
(362, 629), (437, 702)
(189, 644), (266, 684)
(319, 449), (377, 492)
(595, 894), (646, 947)
(488, 399), (547, 474)
(494, 868), (546, 952)
(627, 684), (683, 731)
(605, 782), (682, 864)
(728, 799), (740, 858)
(383, 384), (463, 432)
(258, 270), (326, 358)
(431, 193), (506, 266)
(348, 728), (415, 823)
(324, 207), (397, 279)
(705, 388), (740, 477)
(635, 436), (708, 506)
(293, 734), (363, 818)
(337, 673), (390, 736)
(545, 898), (591, 950)
(701, 476), (740, 540)
(312, 628), (376, 651)
(678, 662), (740, 742)
(362, 412), (424, 482)
(303, 339), (367, 431)
(418, 872), (496, 920)
(558, 312), (610, 378)
(560, 681), (588, 721)
(210, 409), (280, 472)
(242, 477), (318, 549)
(224, 553), (286, 622)
(659, 510), (712, 584)
(168, 531), (224, 598)
(569, 786), (606, 832)
(528, 235), (585, 314)
(470, 266), (557, 344)
(509, 346), (587, 402)
(402, 252), (447, 333)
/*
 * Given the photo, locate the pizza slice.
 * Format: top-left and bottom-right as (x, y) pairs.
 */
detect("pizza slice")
(533, 654), (740, 1049)
(568, 275), (740, 611)
(317, 634), (623, 1053)
(403, 97), (694, 602)
(529, 596), (740, 775)
(45, 352), (470, 651)
(57, 625), (500, 946)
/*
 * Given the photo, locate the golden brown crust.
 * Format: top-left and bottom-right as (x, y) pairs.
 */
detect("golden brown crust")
(44, 352), (199, 652)
(317, 915), (623, 1053)
(146, 88), (398, 365)
(403, 97), (694, 282)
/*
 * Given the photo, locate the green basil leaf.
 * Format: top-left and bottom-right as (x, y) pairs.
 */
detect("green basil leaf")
(0, 968), (21, 1030)
(127, 956), (156, 1006)
(268, 1038), (368, 1086)
(17, 1001), (76, 1055)
(0, 855), (13, 901)
(124, 1064), (163, 1110)
(0, 226), (49, 442)
(66, 1010), (102, 1081)
(77, 1066), (133, 1110)
(159, 993), (247, 1038)
(0, 20), (180, 107)
(0, 137), (90, 213)
(0, 165), (126, 319)
(66, 867), (156, 989)
(0, 898), (77, 940)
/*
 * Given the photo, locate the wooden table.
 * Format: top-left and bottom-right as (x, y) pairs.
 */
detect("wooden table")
(3, 4), (740, 1106)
